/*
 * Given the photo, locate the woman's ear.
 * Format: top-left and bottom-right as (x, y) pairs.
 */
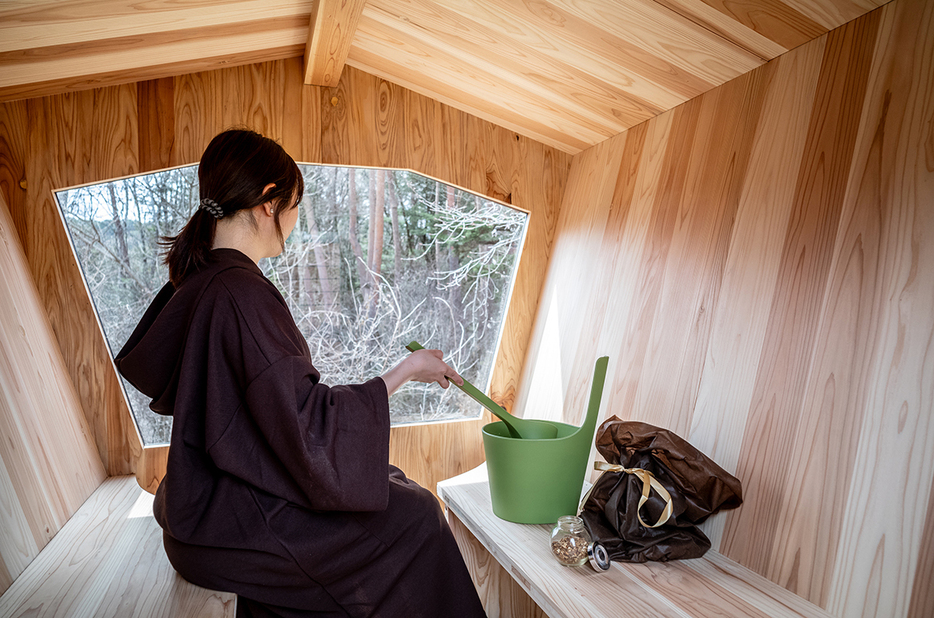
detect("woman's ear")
(261, 183), (277, 217)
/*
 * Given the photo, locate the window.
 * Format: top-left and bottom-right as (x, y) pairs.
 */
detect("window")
(56, 165), (528, 445)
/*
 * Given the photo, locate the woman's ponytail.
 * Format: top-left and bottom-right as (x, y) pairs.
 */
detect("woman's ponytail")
(162, 206), (217, 287)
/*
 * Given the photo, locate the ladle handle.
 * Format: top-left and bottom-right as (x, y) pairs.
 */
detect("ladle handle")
(404, 341), (516, 423)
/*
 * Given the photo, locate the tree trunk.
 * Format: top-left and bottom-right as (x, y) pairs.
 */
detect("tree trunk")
(444, 186), (462, 347)
(347, 168), (369, 291)
(366, 170), (385, 315)
(108, 184), (130, 267)
(389, 175), (402, 284)
(370, 170), (385, 276)
(303, 195), (336, 312)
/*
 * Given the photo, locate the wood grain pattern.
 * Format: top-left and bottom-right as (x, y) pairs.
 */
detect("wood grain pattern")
(662, 0), (826, 50)
(137, 78), (175, 173)
(303, 0), (366, 87)
(513, 1), (933, 615)
(0, 16), (308, 102)
(820, 0), (934, 615)
(0, 189), (106, 594)
(781, 0), (886, 30)
(0, 0), (882, 153)
(439, 465), (834, 618)
(24, 87), (142, 477)
(448, 509), (547, 618)
(722, 9), (881, 575)
(908, 469), (934, 618)
(0, 476), (236, 617)
(0, 0), (308, 51)
(136, 446), (170, 496)
(689, 35), (827, 551)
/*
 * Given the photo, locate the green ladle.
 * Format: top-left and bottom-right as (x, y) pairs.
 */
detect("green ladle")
(404, 341), (559, 439)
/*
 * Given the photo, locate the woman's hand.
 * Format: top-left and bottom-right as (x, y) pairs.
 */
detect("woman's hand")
(380, 349), (464, 396)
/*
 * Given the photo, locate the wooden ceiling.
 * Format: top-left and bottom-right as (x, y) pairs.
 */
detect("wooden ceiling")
(0, 0), (886, 153)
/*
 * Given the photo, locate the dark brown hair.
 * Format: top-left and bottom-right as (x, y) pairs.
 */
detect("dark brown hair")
(163, 129), (304, 286)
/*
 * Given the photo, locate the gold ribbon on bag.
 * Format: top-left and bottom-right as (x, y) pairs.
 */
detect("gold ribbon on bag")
(580, 461), (674, 528)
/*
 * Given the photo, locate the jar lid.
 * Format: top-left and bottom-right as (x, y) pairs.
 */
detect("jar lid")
(588, 542), (611, 572)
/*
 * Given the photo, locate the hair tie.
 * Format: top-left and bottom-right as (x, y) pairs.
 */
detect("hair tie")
(199, 197), (224, 219)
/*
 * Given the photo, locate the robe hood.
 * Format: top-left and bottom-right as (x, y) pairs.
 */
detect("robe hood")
(115, 249), (260, 415)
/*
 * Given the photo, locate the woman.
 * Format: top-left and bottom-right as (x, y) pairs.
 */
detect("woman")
(116, 129), (487, 618)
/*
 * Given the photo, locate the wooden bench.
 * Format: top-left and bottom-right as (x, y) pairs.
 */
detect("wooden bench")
(0, 476), (236, 618)
(438, 464), (834, 618)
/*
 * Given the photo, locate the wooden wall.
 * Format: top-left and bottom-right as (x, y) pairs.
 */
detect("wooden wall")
(514, 0), (933, 616)
(0, 60), (572, 496)
(0, 189), (106, 594)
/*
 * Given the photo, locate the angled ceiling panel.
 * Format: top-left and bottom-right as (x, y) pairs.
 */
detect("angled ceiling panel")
(0, 0), (887, 153)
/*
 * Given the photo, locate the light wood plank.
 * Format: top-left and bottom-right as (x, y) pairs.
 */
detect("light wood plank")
(513, 132), (630, 424)
(821, 0), (934, 615)
(908, 469), (934, 618)
(25, 87), (143, 477)
(303, 0), (366, 87)
(418, 0), (717, 107)
(656, 0), (826, 51)
(688, 34), (826, 549)
(361, 0), (664, 133)
(136, 447), (169, 495)
(0, 476), (236, 618)
(348, 19), (612, 153)
(720, 9), (882, 575)
(388, 418), (488, 498)
(781, 0), (886, 30)
(447, 509), (547, 618)
(0, 189), (106, 592)
(552, 0), (763, 86)
(137, 78), (175, 173)
(0, 0), (311, 52)
(563, 115), (673, 432)
(491, 136), (569, 413)
(0, 449), (39, 593)
(687, 33), (826, 468)
(628, 66), (770, 437)
(0, 17), (308, 94)
(514, 4), (932, 615)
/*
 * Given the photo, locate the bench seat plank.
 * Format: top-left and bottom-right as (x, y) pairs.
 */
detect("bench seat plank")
(0, 476), (236, 618)
(438, 464), (834, 618)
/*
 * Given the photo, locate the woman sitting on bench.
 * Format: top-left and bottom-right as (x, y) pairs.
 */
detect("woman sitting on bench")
(116, 128), (486, 618)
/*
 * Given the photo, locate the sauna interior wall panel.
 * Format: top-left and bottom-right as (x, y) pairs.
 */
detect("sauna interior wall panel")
(688, 35), (826, 537)
(909, 477), (934, 618)
(722, 8), (883, 577)
(514, 0), (933, 614)
(0, 189), (106, 595)
(820, 0), (934, 614)
(512, 131), (628, 426)
(20, 88), (143, 477)
(0, 57), (571, 497)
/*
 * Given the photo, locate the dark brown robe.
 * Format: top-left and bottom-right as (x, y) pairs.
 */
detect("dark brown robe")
(116, 248), (485, 618)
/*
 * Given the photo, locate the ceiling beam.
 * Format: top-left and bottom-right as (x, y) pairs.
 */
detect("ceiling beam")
(303, 0), (366, 87)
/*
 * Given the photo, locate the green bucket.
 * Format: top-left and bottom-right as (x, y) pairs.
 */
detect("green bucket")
(482, 356), (609, 524)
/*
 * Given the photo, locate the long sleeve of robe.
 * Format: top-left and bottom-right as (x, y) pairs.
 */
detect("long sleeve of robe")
(115, 249), (485, 618)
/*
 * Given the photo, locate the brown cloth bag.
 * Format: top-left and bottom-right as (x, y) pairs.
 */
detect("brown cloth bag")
(580, 417), (743, 563)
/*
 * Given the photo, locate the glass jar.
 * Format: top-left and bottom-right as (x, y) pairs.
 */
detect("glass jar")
(550, 515), (592, 567)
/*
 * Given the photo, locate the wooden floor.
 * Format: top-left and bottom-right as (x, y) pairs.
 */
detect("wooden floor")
(0, 476), (236, 618)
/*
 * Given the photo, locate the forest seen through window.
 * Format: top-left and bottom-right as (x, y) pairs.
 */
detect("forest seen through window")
(56, 165), (527, 445)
